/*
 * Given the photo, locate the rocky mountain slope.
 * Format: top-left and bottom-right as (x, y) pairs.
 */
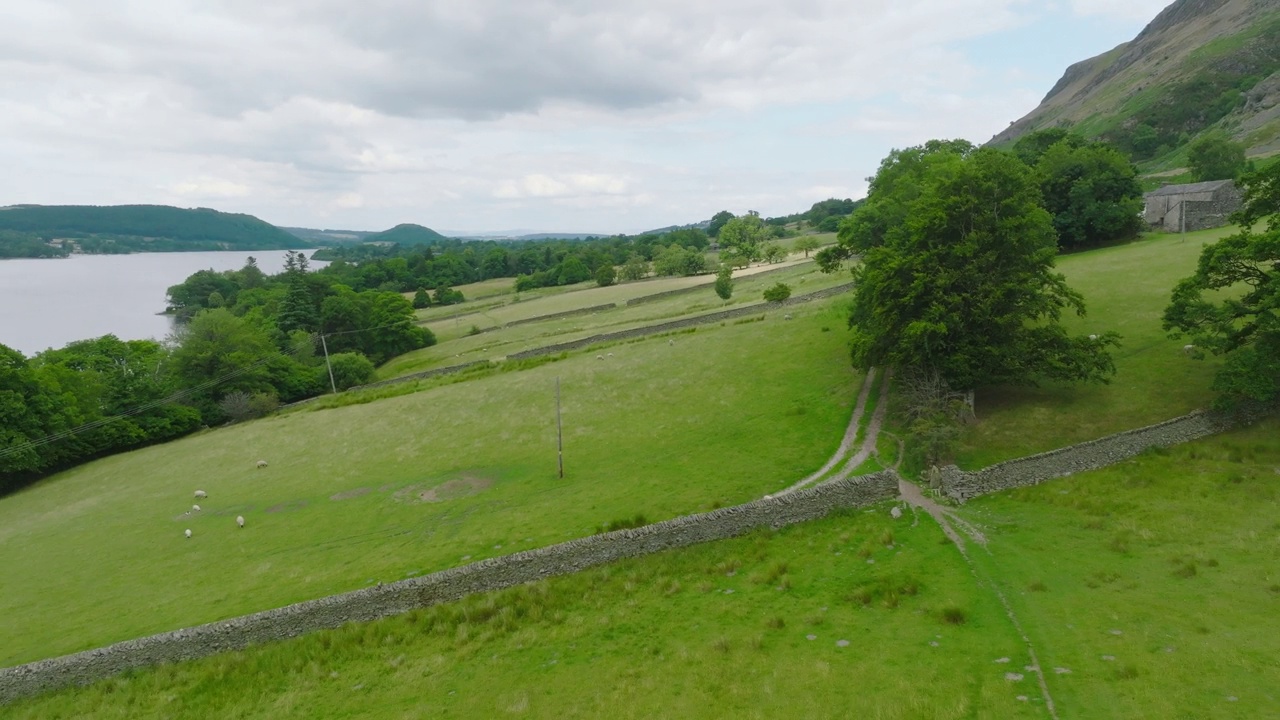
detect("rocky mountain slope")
(992, 0), (1280, 163)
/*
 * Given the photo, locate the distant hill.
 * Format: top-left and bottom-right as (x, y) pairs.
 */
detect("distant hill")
(280, 227), (376, 245)
(991, 0), (1280, 165)
(363, 223), (451, 245)
(0, 204), (308, 255)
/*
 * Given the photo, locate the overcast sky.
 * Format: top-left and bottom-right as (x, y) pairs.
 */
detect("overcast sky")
(0, 0), (1173, 234)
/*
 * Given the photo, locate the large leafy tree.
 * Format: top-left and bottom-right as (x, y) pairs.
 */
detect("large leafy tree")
(1035, 140), (1144, 251)
(1163, 162), (1280, 408)
(829, 144), (1118, 393)
(717, 212), (766, 264)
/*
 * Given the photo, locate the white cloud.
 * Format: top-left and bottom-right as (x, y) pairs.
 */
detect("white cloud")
(0, 0), (1151, 232)
(1069, 0), (1171, 23)
(168, 178), (251, 198)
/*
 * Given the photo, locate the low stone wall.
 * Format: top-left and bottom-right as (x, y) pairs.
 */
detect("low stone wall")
(935, 410), (1233, 502)
(625, 282), (710, 306)
(623, 264), (802, 307)
(508, 283), (853, 362)
(504, 303), (618, 328)
(0, 470), (897, 704)
(349, 360), (492, 392)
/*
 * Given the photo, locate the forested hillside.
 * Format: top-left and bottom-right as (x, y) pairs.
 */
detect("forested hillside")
(0, 204), (308, 256)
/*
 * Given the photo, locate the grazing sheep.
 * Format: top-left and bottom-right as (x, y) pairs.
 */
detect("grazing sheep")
(1183, 344), (1196, 356)
(783, 314), (792, 320)
(607, 352), (613, 357)
(1088, 334), (1098, 341)
(256, 460), (268, 469)
(890, 506), (903, 520)
(764, 494), (773, 500)
(668, 339), (674, 346)
(236, 515), (245, 529)
(194, 490), (207, 499)
(596, 354), (604, 360)
(184, 529), (192, 539)
(192, 504), (201, 512)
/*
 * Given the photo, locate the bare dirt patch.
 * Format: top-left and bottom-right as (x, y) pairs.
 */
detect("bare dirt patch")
(265, 500), (309, 514)
(330, 488), (372, 501)
(395, 475), (494, 504)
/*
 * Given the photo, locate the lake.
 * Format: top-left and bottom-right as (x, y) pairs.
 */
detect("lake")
(0, 250), (327, 356)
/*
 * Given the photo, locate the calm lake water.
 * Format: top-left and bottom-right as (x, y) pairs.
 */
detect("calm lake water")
(0, 250), (326, 356)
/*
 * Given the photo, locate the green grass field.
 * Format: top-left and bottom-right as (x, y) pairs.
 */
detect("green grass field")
(956, 227), (1231, 468)
(10, 417), (1277, 718)
(0, 299), (861, 667)
(383, 261), (848, 376)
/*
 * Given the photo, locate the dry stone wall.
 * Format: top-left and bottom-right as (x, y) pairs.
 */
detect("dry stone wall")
(503, 303), (618, 327)
(935, 410), (1234, 502)
(0, 470), (897, 704)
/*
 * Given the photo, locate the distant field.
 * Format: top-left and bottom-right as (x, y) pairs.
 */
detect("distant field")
(0, 298), (861, 667)
(384, 260), (848, 377)
(956, 228), (1229, 468)
(13, 418), (1278, 718)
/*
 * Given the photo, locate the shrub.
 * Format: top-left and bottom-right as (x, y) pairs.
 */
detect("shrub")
(762, 282), (792, 303)
(714, 265), (733, 300)
(327, 352), (376, 391)
(594, 265), (617, 287)
(218, 390), (280, 422)
(940, 606), (967, 625)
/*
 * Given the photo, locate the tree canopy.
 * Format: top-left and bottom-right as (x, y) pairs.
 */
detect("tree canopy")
(828, 143), (1118, 392)
(1187, 134), (1249, 182)
(1164, 161), (1280, 408)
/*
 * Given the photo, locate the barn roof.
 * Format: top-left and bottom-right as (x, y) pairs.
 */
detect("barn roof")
(1146, 179), (1234, 197)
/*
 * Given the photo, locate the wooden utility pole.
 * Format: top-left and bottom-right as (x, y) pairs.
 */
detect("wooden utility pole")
(320, 333), (338, 394)
(556, 377), (564, 479)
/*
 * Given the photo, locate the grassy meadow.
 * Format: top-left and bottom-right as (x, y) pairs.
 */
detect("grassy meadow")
(383, 260), (848, 376)
(956, 227), (1231, 468)
(10, 418), (1278, 718)
(0, 294), (861, 667)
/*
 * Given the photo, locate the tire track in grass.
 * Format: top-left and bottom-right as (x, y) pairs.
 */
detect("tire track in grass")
(899, 478), (1058, 719)
(773, 367), (878, 496)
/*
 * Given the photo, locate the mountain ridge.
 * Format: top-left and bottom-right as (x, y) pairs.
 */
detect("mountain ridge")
(991, 0), (1280, 162)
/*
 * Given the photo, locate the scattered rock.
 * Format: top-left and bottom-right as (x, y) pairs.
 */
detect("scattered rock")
(866, 559), (875, 565)
(1054, 667), (1072, 675)
(836, 640), (850, 647)
(929, 641), (939, 647)
(806, 634), (817, 641)
(724, 589), (734, 595)
(1102, 655), (1116, 661)
(890, 506), (902, 519)
(995, 657), (1011, 664)
(1004, 673), (1024, 682)
(1227, 696), (1238, 702)
(1016, 695), (1029, 702)
(1110, 629), (1123, 636)
(1025, 665), (1039, 672)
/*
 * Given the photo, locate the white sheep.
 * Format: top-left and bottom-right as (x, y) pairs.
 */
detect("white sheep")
(236, 515), (245, 529)
(783, 314), (792, 320)
(607, 352), (613, 357)
(596, 354), (604, 360)
(192, 504), (201, 512)
(256, 460), (268, 469)
(1183, 343), (1196, 356)
(890, 506), (903, 520)
(1088, 334), (1098, 341)
(668, 339), (674, 346)
(184, 529), (192, 539)
(194, 490), (207, 499)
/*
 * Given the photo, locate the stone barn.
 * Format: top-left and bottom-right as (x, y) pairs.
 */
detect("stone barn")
(1143, 180), (1242, 232)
